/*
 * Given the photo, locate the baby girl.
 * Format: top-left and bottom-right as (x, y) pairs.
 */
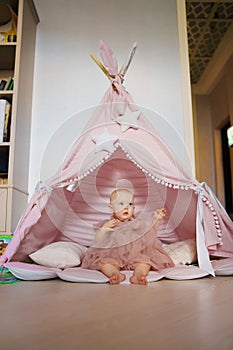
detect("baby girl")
(81, 189), (174, 284)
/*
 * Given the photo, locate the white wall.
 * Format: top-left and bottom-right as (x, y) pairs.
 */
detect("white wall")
(30, 0), (188, 196)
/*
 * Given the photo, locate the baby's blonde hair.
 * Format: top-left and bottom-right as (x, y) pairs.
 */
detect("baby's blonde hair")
(110, 189), (133, 204)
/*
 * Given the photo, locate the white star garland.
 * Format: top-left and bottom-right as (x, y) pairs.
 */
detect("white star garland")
(92, 128), (119, 153)
(115, 108), (140, 132)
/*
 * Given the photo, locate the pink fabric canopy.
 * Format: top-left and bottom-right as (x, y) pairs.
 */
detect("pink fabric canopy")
(1, 42), (233, 276)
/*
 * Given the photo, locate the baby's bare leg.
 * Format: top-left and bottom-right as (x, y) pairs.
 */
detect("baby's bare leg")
(130, 263), (151, 285)
(98, 262), (126, 284)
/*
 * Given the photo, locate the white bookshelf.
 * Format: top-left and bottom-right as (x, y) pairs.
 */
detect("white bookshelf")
(0, 0), (39, 234)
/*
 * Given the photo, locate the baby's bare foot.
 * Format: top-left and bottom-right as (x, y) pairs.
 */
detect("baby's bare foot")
(109, 272), (126, 285)
(130, 272), (148, 285)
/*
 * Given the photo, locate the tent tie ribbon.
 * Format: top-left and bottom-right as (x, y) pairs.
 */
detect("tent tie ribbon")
(195, 182), (215, 276)
(34, 180), (53, 196)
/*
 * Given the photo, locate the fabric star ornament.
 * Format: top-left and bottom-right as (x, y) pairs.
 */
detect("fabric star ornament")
(115, 107), (140, 132)
(92, 128), (119, 153)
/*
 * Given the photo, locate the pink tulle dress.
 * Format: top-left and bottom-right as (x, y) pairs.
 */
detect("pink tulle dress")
(81, 213), (174, 271)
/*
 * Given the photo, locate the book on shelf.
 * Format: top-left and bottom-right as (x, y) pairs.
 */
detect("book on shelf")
(0, 80), (7, 91)
(3, 101), (11, 141)
(0, 146), (9, 174)
(0, 77), (14, 91)
(0, 99), (11, 142)
(7, 77), (14, 90)
(0, 178), (8, 185)
(0, 176), (8, 185)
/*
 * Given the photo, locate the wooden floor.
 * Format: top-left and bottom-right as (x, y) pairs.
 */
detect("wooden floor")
(1, 276), (233, 350)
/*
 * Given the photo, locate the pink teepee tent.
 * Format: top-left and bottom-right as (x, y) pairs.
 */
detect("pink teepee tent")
(1, 41), (233, 278)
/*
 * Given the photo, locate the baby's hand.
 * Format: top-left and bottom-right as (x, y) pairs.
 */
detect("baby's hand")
(153, 208), (166, 219)
(101, 219), (117, 230)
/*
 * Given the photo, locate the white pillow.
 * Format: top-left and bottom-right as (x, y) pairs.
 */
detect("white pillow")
(5, 262), (59, 280)
(29, 242), (88, 269)
(163, 239), (197, 265)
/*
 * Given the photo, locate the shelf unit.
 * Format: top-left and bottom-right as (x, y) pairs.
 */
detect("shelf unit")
(0, 0), (39, 234)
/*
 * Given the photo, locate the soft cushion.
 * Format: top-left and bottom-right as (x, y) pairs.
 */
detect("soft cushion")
(4, 262), (60, 280)
(57, 266), (208, 283)
(4, 263), (209, 283)
(163, 239), (197, 265)
(212, 257), (233, 276)
(162, 265), (209, 280)
(57, 268), (110, 283)
(29, 242), (88, 269)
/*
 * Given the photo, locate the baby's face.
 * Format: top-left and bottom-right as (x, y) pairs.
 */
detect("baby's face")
(110, 190), (134, 222)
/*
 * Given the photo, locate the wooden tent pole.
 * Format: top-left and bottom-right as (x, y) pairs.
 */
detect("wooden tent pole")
(90, 53), (119, 90)
(90, 53), (112, 80)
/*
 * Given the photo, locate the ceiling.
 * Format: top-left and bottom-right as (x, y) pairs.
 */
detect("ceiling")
(186, 0), (233, 84)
